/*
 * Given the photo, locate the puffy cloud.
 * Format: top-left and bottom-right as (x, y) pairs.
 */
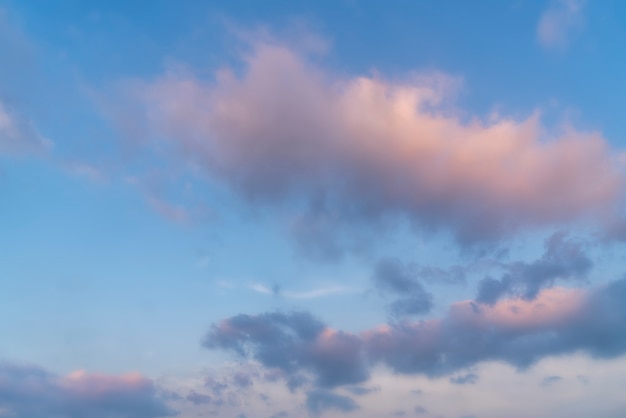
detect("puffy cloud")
(206, 278), (626, 387)
(537, 0), (586, 49)
(365, 278), (626, 376)
(124, 41), (623, 251)
(476, 232), (592, 304)
(203, 312), (369, 388)
(373, 258), (433, 317)
(305, 390), (359, 416)
(0, 363), (176, 418)
(0, 99), (51, 155)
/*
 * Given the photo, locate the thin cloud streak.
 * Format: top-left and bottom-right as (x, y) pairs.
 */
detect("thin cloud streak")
(250, 283), (360, 299)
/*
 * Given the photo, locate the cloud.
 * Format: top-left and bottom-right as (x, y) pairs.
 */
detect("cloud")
(476, 232), (592, 304)
(186, 390), (214, 405)
(305, 390), (358, 416)
(449, 373), (479, 385)
(0, 12), (50, 157)
(203, 311), (369, 388)
(250, 283), (359, 299)
(269, 411), (289, 418)
(541, 375), (563, 386)
(0, 363), (176, 418)
(344, 386), (379, 396)
(366, 278), (626, 376)
(537, 0), (586, 49)
(118, 40), (623, 253)
(233, 371), (254, 389)
(414, 406), (428, 415)
(0, 99), (51, 156)
(373, 258), (433, 317)
(207, 278), (626, 386)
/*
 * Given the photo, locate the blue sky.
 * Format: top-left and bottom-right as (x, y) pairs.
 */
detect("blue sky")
(1, 1), (626, 417)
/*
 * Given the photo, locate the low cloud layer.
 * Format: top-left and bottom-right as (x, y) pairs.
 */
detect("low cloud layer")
(206, 278), (626, 388)
(121, 40), (623, 251)
(0, 363), (175, 418)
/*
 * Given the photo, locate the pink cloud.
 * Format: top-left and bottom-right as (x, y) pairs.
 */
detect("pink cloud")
(120, 41), (623, 247)
(0, 364), (175, 418)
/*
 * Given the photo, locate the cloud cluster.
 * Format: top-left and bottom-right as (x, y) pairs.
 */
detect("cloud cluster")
(0, 363), (175, 418)
(125, 41), (623, 251)
(476, 232), (592, 304)
(206, 278), (626, 388)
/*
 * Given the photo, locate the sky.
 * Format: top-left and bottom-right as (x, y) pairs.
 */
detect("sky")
(1, 0), (626, 417)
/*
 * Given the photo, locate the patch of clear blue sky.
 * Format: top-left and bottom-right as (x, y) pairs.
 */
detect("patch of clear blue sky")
(2, 0), (626, 376)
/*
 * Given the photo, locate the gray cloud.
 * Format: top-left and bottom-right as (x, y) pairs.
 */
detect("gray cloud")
(449, 373), (479, 385)
(344, 386), (379, 396)
(0, 362), (176, 418)
(205, 376), (228, 396)
(541, 375), (563, 387)
(367, 278), (626, 376)
(233, 371), (254, 389)
(305, 390), (358, 416)
(373, 259), (433, 318)
(204, 311), (369, 388)
(414, 406), (428, 415)
(476, 232), (592, 305)
(207, 278), (626, 386)
(186, 391), (214, 405)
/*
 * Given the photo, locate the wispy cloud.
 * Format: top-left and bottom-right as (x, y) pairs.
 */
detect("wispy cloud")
(0, 99), (51, 156)
(537, 0), (586, 49)
(249, 283), (359, 299)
